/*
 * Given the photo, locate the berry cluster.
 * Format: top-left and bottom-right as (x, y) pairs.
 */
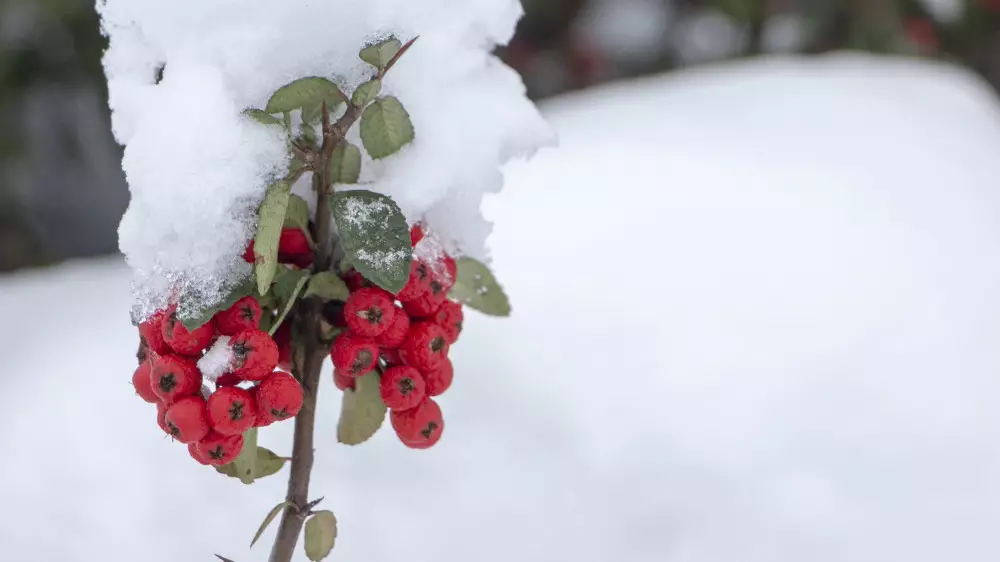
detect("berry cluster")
(330, 225), (462, 449)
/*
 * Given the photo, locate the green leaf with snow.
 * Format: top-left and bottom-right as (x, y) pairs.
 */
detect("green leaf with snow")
(328, 142), (362, 185)
(449, 258), (511, 317)
(360, 97), (414, 159)
(351, 79), (381, 108)
(329, 190), (411, 294)
(304, 272), (350, 302)
(244, 108), (282, 125)
(265, 77), (345, 114)
(179, 275), (256, 331)
(251, 500), (294, 548)
(270, 269), (310, 336)
(359, 38), (402, 70)
(337, 372), (385, 445)
(255, 180), (292, 295)
(304, 510), (338, 561)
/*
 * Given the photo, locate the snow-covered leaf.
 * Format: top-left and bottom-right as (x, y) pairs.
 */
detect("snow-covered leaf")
(328, 143), (361, 185)
(265, 77), (344, 114)
(304, 510), (338, 561)
(359, 38), (402, 70)
(283, 194), (311, 236)
(304, 272), (350, 302)
(351, 79), (381, 108)
(337, 372), (385, 445)
(270, 269), (310, 336)
(255, 181), (293, 296)
(179, 275), (255, 331)
(250, 500), (294, 548)
(449, 257), (511, 317)
(360, 97), (414, 159)
(243, 108), (282, 125)
(329, 190), (411, 294)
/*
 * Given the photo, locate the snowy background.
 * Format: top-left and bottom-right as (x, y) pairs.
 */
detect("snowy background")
(3, 53), (1000, 561)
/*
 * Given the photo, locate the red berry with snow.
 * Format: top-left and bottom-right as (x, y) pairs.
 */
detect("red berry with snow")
(278, 227), (313, 268)
(188, 442), (213, 465)
(433, 300), (463, 344)
(344, 288), (397, 337)
(161, 309), (215, 356)
(424, 357), (454, 397)
(242, 240), (256, 263)
(256, 371), (303, 422)
(398, 259), (432, 302)
(132, 361), (158, 404)
(402, 290), (446, 319)
(333, 369), (356, 391)
(215, 373), (241, 387)
(375, 306), (410, 348)
(150, 354), (202, 404)
(196, 431), (244, 466)
(390, 398), (444, 448)
(139, 310), (171, 356)
(410, 223), (424, 247)
(163, 395), (211, 443)
(330, 333), (378, 376)
(207, 386), (258, 435)
(215, 296), (261, 336)
(380, 366), (427, 411)
(230, 329), (279, 381)
(400, 322), (450, 372)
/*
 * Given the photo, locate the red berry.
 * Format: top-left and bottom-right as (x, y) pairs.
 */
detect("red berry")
(156, 402), (170, 434)
(132, 361), (158, 404)
(278, 228), (314, 268)
(344, 288), (397, 337)
(256, 371), (303, 422)
(207, 386), (258, 435)
(344, 269), (374, 292)
(403, 290), (446, 319)
(242, 240), (256, 263)
(150, 354), (202, 404)
(330, 333), (378, 376)
(381, 348), (403, 367)
(139, 310), (171, 355)
(380, 366), (427, 411)
(390, 398), (444, 448)
(333, 369), (356, 391)
(410, 223), (424, 247)
(432, 255), (458, 293)
(215, 296), (261, 336)
(424, 358), (454, 397)
(400, 323), (450, 372)
(273, 319), (293, 372)
(196, 431), (244, 466)
(397, 259), (432, 302)
(248, 386), (272, 427)
(215, 373), (241, 387)
(188, 442), (213, 465)
(433, 300), (464, 344)
(230, 329), (279, 381)
(163, 396), (211, 443)
(375, 307), (410, 348)
(161, 308), (215, 356)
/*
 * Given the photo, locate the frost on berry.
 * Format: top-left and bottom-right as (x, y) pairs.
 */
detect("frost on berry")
(397, 259), (431, 302)
(375, 306), (410, 349)
(390, 398), (444, 449)
(409, 224), (424, 247)
(196, 431), (244, 466)
(399, 322), (450, 373)
(138, 310), (171, 356)
(230, 329), (279, 381)
(330, 333), (378, 377)
(164, 396), (212, 443)
(207, 386), (258, 435)
(151, 354), (203, 404)
(256, 371), (304, 422)
(424, 357), (454, 397)
(161, 308), (216, 356)
(380, 366), (427, 411)
(344, 288), (397, 337)
(215, 296), (262, 336)
(132, 361), (158, 404)
(433, 300), (464, 344)
(198, 336), (234, 383)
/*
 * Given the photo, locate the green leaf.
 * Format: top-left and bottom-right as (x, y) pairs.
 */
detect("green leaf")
(233, 428), (259, 485)
(255, 181), (293, 295)
(304, 272), (350, 302)
(283, 194), (311, 234)
(255, 447), (288, 478)
(270, 269), (310, 337)
(304, 510), (338, 561)
(178, 275), (255, 331)
(351, 79), (381, 108)
(359, 97), (415, 159)
(449, 257), (511, 317)
(328, 142), (362, 185)
(215, 555), (236, 562)
(251, 500), (294, 548)
(243, 108), (282, 125)
(359, 38), (402, 70)
(329, 190), (412, 294)
(301, 103), (322, 125)
(337, 372), (386, 445)
(265, 77), (345, 114)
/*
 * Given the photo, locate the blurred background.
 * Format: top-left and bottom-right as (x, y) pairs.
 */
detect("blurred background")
(2, 0), (999, 272)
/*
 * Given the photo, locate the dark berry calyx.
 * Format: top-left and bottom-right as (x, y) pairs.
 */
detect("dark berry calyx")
(271, 407), (290, 420)
(158, 373), (177, 393)
(421, 421), (439, 439)
(361, 306), (384, 325)
(352, 350), (374, 373)
(399, 378), (417, 395)
(229, 401), (245, 421)
(239, 305), (255, 321)
(429, 280), (444, 295)
(167, 422), (181, 437)
(429, 337), (446, 353)
(208, 446), (225, 460)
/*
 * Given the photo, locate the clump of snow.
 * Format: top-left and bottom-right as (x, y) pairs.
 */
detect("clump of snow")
(197, 336), (233, 383)
(98, 0), (553, 323)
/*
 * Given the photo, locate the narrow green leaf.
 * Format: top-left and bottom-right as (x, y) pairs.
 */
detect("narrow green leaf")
(449, 257), (511, 317)
(351, 79), (381, 108)
(304, 510), (338, 561)
(215, 555), (236, 562)
(328, 143), (362, 185)
(255, 181), (293, 295)
(337, 371), (386, 445)
(283, 194), (311, 234)
(243, 108), (282, 125)
(329, 190), (411, 294)
(270, 270), (310, 336)
(265, 77), (345, 114)
(360, 97), (415, 159)
(304, 272), (350, 302)
(359, 38), (402, 70)
(178, 276), (255, 331)
(251, 501), (294, 548)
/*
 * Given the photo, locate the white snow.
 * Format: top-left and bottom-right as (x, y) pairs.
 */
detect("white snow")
(99, 0), (553, 323)
(5, 54), (1000, 561)
(198, 336), (233, 383)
